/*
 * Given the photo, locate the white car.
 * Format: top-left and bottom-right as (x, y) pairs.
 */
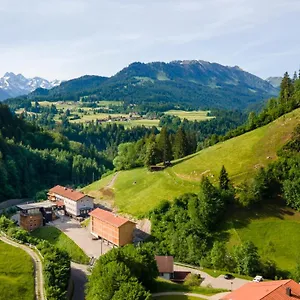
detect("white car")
(253, 275), (263, 282)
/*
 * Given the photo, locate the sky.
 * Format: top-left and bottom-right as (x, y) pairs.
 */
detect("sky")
(0, 0), (299, 81)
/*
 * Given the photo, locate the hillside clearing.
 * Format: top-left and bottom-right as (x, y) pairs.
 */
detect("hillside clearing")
(31, 226), (89, 264)
(0, 241), (34, 300)
(83, 108), (300, 216)
(225, 204), (300, 272)
(165, 110), (214, 121)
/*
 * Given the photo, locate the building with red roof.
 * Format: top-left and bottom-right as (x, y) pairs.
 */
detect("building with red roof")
(89, 208), (136, 246)
(222, 279), (300, 300)
(48, 185), (94, 217)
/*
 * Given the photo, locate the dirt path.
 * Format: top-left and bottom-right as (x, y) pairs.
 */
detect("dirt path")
(0, 236), (45, 300)
(106, 172), (119, 189)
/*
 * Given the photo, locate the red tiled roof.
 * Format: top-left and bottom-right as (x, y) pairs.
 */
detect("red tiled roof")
(155, 256), (174, 273)
(89, 208), (134, 228)
(55, 200), (65, 207)
(222, 279), (300, 300)
(49, 185), (90, 202)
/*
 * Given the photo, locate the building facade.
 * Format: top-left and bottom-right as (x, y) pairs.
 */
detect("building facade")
(89, 208), (136, 247)
(48, 185), (94, 217)
(17, 201), (56, 231)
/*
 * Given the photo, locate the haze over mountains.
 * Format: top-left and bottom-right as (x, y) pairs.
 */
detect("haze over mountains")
(0, 72), (61, 100)
(5, 60), (279, 110)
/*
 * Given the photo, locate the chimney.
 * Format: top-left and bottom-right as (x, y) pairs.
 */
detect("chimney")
(286, 287), (292, 297)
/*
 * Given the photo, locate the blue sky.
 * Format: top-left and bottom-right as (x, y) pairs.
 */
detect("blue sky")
(0, 0), (299, 80)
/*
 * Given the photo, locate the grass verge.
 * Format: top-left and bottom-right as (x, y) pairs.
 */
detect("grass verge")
(0, 241), (34, 300)
(31, 226), (89, 264)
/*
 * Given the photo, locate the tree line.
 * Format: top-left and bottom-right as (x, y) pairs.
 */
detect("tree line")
(0, 104), (112, 202)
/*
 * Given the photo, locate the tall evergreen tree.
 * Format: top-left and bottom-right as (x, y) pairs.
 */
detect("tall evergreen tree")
(279, 72), (293, 105)
(173, 127), (187, 159)
(219, 165), (230, 190)
(293, 71), (298, 83)
(158, 126), (172, 163)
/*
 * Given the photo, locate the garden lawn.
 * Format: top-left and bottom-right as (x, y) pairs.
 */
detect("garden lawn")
(153, 278), (226, 295)
(0, 241), (34, 300)
(31, 226), (89, 264)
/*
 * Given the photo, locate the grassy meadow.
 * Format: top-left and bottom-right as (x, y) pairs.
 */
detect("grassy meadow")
(165, 110), (214, 121)
(225, 204), (300, 272)
(84, 108), (300, 216)
(31, 226), (89, 264)
(0, 241), (34, 300)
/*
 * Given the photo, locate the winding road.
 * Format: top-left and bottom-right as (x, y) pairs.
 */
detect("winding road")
(0, 235), (45, 300)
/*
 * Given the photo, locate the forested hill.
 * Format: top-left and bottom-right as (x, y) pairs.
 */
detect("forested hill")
(10, 60), (278, 110)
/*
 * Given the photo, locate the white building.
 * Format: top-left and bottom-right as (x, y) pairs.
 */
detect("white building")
(48, 185), (94, 217)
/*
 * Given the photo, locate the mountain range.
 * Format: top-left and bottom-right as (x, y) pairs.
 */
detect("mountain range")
(6, 60), (280, 110)
(266, 76), (283, 88)
(0, 72), (61, 101)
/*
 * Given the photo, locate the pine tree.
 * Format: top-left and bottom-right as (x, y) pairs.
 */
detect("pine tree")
(219, 165), (230, 190)
(293, 71), (298, 83)
(279, 72), (293, 106)
(173, 127), (187, 159)
(158, 126), (172, 163)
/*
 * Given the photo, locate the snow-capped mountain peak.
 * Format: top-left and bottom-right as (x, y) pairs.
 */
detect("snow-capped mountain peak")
(0, 72), (61, 99)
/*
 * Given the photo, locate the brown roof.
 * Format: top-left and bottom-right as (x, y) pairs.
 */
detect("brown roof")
(49, 185), (91, 202)
(222, 279), (300, 300)
(89, 208), (134, 228)
(155, 256), (174, 273)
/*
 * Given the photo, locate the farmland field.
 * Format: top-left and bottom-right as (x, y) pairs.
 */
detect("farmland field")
(165, 110), (214, 121)
(0, 241), (34, 300)
(31, 226), (89, 264)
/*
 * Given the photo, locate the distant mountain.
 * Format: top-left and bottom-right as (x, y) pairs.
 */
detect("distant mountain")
(266, 76), (283, 88)
(12, 60), (279, 110)
(0, 72), (61, 100)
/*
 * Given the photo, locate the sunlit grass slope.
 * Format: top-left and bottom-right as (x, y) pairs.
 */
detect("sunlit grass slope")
(84, 108), (300, 216)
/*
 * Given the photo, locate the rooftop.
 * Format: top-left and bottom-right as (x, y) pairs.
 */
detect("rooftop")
(155, 256), (174, 274)
(89, 208), (134, 228)
(222, 279), (300, 300)
(49, 185), (92, 202)
(16, 200), (56, 210)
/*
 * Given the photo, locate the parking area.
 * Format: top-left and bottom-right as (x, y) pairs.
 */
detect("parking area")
(174, 264), (249, 291)
(51, 216), (112, 258)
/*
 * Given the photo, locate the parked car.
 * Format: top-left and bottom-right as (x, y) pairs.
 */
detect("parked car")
(253, 275), (263, 282)
(224, 274), (234, 280)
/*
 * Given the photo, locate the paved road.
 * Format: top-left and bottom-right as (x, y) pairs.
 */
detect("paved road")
(51, 216), (112, 258)
(71, 262), (90, 300)
(0, 236), (45, 300)
(152, 292), (230, 299)
(174, 264), (249, 291)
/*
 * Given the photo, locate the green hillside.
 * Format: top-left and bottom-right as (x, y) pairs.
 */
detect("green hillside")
(225, 204), (300, 272)
(84, 108), (300, 216)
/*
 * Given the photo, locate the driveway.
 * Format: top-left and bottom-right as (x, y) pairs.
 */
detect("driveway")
(51, 216), (112, 258)
(174, 264), (249, 291)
